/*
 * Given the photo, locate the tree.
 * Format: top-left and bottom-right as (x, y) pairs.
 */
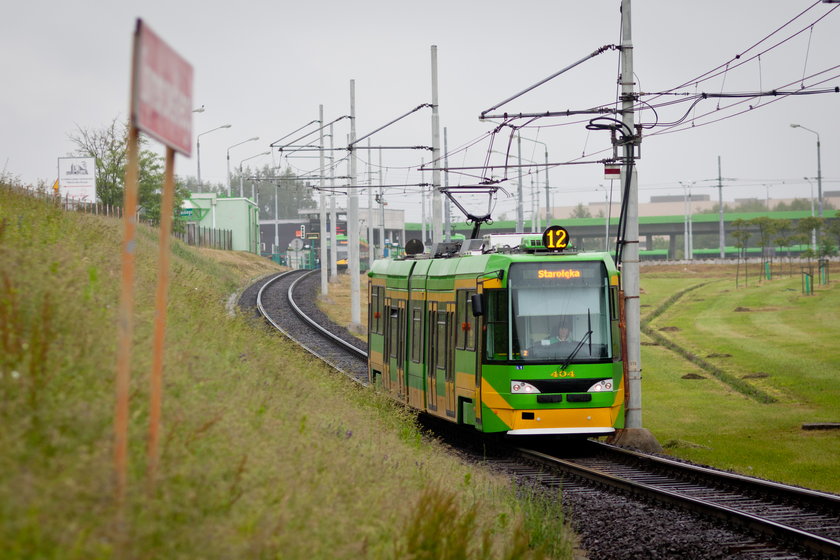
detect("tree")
(68, 118), (191, 224)
(569, 203), (592, 219)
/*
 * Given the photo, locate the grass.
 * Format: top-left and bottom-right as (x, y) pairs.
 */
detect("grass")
(0, 183), (573, 559)
(640, 263), (840, 493)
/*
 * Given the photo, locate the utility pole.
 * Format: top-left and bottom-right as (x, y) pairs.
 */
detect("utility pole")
(718, 156), (725, 259)
(348, 79), (361, 327)
(617, 0), (657, 451)
(430, 45), (443, 245)
(319, 105), (328, 295)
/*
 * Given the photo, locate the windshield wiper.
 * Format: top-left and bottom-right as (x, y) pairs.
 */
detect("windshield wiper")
(560, 309), (593, 371)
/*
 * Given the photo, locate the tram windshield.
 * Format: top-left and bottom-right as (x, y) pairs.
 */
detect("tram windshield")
(483, 261), (613, 363)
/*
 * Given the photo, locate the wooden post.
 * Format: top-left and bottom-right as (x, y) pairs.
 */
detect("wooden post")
(146, 147), (176, 492)
(115, 124), (140, 511)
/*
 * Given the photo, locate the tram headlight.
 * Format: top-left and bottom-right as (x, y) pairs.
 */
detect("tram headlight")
(587, 379), (614, 392)
(511, 381), (541, 394)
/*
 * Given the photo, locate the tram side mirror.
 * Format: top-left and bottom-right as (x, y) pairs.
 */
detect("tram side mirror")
(471, 294), (484, 317)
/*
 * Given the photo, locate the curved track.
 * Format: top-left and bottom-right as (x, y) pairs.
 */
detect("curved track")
(241, 270), (840, 560)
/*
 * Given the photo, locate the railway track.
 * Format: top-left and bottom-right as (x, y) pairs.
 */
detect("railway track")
(243, 269), (840, 560)
(514, 441), (840, 559)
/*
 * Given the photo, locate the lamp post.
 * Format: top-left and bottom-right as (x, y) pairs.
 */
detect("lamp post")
(226, 137), (259, 197)
(790, 124), (823, 217)
(196, 124), (231, 191)
(239, 151), (270, 199)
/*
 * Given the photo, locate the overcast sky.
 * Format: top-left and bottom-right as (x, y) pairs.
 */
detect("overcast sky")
(2, 0), (838, 222)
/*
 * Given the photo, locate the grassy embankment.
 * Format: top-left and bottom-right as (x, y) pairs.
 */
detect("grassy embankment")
(322, 260), (839, 494)
(640, 263), (840, 493)
(0, 183), (573, 559)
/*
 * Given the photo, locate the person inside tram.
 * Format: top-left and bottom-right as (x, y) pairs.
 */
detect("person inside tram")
(541, 319), (572, 346)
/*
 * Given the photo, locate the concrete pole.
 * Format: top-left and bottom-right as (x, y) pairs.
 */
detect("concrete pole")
(620, 0), (644, 433)
(430, 45), (443, 245)
(348, 79), (361, 327)
(329, 123), (338, 280)
(718, 156), (725, 259)
(319, 105), (328, 295)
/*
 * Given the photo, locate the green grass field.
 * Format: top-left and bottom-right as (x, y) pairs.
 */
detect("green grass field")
(640, 263), (840, 493)
(0, 184), (572, 559)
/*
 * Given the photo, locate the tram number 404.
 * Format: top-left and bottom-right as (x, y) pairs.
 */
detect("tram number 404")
(542, 225), (570, 250)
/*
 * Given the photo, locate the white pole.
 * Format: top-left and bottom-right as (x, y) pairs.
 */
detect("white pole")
(319, 105), (328, 295)
(516, 132), (523, 232)
(430, 45), (443, 245)
(348, 80), (361, 327)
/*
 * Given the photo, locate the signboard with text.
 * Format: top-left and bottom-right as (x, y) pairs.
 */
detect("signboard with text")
(57, 157), (97, 201)
(131, 19), (193, 156)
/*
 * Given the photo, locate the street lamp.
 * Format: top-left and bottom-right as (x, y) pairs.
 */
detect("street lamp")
(197, 124), (231, 190)
(226, 137), (260, 197)
(239, 151), (270, 199)
(790, 124), (823, 217)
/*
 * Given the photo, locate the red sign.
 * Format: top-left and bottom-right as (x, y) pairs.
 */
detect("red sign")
(604, 164), (621, 180)
(132, 19), (193, 156)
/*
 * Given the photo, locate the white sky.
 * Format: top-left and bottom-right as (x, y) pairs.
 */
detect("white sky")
(2, 0), (838, 222)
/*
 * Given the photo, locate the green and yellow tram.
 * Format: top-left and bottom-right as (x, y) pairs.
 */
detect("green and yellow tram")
(367, 227), (626, 436)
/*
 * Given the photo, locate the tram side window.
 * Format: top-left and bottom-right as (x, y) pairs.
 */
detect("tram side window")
(435, 310), (448, 374)
(456, 290), (478, 352)
(483, 290), (509, 361)
(410, 305), (422, 363)
(389, 307), (399, 358)
(370, 287), (383, 335)
(465, 290), (477, 351)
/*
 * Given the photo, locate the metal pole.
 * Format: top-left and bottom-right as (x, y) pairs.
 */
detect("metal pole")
(421, 157), (427, 246)
(319, 105), (328, 295)
(367, 138), (374, 267)
(444, 127), (451, 241)
(430, 45), (443, 245)
(718, 156), (724, 259)
(516, 132), (523, 231)
(620, 0), (643, 431)
(544, 148), (551, 225)
(348, 79), (361, 327)
(817, 136), (823, 218)
(197, 137), (202, 190)
(379, 147), (385, 257)
(329, 123), (338, 280)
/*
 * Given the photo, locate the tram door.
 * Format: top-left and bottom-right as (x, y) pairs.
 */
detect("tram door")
(428, 302), (456, 417)
(385, 299), (407, 401)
